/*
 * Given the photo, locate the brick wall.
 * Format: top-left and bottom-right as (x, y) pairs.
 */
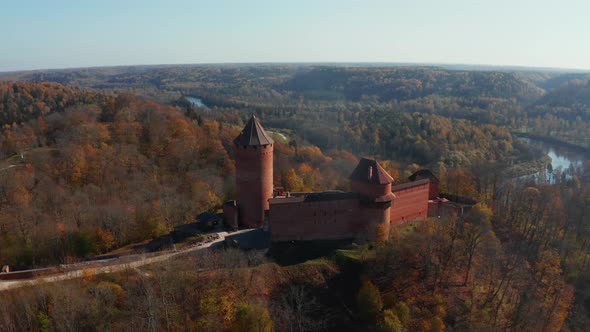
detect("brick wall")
(428, 181), (439, 200)
(391, 181), (430, 225)
(360, 203), (391, 242)
(269, 198), (362, 241)
(235, 144), (273, 228)
(351, 180), (392, 198)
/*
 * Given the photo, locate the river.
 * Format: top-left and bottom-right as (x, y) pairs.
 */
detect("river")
(517, 137), (588, 183)
(186, 96), (209, 109)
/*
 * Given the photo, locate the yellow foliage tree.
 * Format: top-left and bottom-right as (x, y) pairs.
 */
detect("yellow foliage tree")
(230, 303), (273, 332)
(357, 279), (383, 323)
(284, 168), (305, 192)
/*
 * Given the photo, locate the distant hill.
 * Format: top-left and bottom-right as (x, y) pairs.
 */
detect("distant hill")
(283, 67), (545, 102)
(0, 81), (106, 125)
(3, 64), (590, 106)
(528, 80), (590, 120)
(3, 63), (590, 153)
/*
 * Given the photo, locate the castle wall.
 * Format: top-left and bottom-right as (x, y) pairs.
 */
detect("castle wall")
(429, 195), (476, 219)
(391, 181), (430, 225)
(269, 198), (362, 241)
(229, 117), (449, 243)
(235, 144), (273, 228)
(428, 200), (441, 218)
(428, 181), (439, 200)
(351, 180), (392, 198)
(360, 202), (391, 242)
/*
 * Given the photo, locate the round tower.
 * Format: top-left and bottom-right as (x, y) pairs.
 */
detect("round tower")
(234, 115), (274, 228)
(349, 158), (395, 242)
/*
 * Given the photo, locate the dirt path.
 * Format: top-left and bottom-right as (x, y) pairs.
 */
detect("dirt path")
(0, 229), (252, 292)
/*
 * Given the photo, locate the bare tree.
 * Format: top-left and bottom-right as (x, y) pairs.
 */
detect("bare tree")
(271, 285), (328, 332)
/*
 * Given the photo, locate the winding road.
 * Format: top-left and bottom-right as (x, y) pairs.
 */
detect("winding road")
(0, 229), (252, 292)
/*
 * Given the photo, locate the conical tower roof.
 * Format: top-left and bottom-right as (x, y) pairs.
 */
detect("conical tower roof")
(234, 115), (274, 146)
(349, 158), (394, 185)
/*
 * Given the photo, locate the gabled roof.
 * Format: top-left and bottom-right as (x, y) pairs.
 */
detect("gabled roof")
(409, 169), (439, 183)
(349, 158), (393, 185)
(234, 115), (274, 146)
(393, 178), (430, 192)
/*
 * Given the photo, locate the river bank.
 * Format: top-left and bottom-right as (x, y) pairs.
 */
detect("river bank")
(513, 132), (590, 154)
(501, 154), (552, 180)
(512, 133), (589, 183)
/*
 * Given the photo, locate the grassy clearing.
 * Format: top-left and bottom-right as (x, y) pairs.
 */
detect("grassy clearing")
(329, 247), (375, 270)
(301, 256), (332, 266)
(267, 129), (291, 144)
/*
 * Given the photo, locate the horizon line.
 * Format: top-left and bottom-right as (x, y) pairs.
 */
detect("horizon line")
(2, 61), (590, 75)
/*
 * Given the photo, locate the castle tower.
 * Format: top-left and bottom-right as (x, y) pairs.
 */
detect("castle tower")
(349, 158), (395, 241)
(234, 115), (274, 228)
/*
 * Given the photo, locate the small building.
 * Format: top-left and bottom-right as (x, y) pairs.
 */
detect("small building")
(223, 200), (239, 230)
(172, 213), (224, 243)
(197, 212), (222, 228)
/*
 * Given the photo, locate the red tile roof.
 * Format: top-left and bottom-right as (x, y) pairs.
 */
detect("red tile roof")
(349, 158), (393, 185)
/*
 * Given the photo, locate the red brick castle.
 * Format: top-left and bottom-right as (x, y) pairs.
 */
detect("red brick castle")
(224, 116), (472, 243)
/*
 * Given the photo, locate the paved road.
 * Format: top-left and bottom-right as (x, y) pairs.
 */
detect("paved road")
(0, 164), (23, 172)
(0, 230), (251, 292)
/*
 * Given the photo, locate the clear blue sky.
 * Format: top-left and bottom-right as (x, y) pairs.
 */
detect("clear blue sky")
(1, 0), (589, 71)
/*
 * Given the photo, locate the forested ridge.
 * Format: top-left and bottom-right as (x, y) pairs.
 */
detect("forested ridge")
(0, 81), (363, 266)
(0, 89), (230, 265)
(4, 64), (588, 158)
(0, 65), (590, 331)
(0, 82), (106, 126)
(283, 67), (545, 102)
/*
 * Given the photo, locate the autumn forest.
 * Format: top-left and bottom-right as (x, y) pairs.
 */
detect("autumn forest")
(0, 65), (590, 331)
